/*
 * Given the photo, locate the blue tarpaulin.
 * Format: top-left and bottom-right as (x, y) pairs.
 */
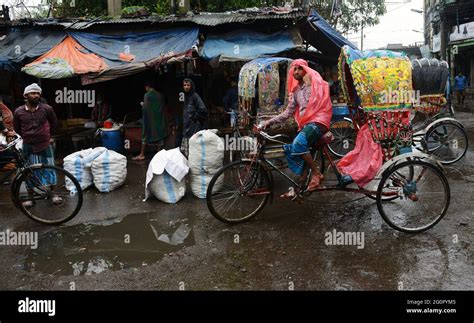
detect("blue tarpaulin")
(201, 29), (302, 61)
(301, 9), (357, 57)
(69, 28), (199, 68)
(68, 28), (199, 84)
(0, 28), (65, 69)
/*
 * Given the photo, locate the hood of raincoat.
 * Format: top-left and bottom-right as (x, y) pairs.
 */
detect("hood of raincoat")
(183, 78), (196, 97)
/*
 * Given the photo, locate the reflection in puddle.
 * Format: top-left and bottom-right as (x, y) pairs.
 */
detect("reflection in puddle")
(23, 212), (195, 276)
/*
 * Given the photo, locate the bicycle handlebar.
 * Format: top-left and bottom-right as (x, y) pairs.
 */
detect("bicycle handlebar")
(0, 134), (22, 152)
(253, 125), (290, 144)
(227, 109), (256, 120)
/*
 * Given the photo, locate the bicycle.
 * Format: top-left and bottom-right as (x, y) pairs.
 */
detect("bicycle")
(225, 110), (249, 163)
(206, 125), (450, 234)
(0, 135), (83, 224)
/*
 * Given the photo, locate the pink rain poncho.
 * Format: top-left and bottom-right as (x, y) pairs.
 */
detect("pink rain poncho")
(337, 124), (383, 187)
(287, 59), (332, 131)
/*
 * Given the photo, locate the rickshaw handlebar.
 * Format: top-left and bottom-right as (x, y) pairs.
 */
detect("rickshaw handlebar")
(253, 124), (290, 142)
(0, 134), (22, 152)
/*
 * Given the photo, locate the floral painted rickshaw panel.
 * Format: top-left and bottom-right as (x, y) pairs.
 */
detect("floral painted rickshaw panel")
(238, 57), (294, 128)
(337, 47), (416, 186)
(339, 46), (414, 112)
(257, 62), (280, 113)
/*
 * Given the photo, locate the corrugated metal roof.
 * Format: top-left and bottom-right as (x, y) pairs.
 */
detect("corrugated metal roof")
(27, 8), (305, 29)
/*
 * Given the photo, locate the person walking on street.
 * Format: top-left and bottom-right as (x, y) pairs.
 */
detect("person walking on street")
(454, 72), (468, 106)
(13, 83), (60, 207)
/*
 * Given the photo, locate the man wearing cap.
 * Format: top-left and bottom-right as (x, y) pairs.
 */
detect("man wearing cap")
(14, 83), (61, 207)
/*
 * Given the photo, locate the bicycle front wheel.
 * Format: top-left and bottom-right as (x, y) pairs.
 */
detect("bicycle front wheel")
(376, 160), (450, 233)
(13, 165), (83, 225)
(206, 160), (271, 224)
(425, 122), (468, 165)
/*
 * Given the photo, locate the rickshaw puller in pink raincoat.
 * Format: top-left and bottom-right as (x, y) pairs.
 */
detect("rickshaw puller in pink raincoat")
(263, 59), (332, 196)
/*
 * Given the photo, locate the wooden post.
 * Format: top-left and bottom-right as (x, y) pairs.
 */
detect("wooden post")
(107, 0), (122, 17)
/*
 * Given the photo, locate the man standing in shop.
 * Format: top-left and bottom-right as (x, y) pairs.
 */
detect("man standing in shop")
(181, 78), (208, 157)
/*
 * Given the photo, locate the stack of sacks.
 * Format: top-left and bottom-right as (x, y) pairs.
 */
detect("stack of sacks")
(63, 147), (107, 192)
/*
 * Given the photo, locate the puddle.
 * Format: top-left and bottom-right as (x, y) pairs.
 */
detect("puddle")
(22, 212), (195, 276)
(444, 165), (474, 182)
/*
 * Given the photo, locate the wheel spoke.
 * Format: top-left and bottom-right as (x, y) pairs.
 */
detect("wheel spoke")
(426, 123), (468, 164)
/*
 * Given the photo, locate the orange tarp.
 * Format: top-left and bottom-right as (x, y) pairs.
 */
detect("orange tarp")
(26, 36), (107, 74)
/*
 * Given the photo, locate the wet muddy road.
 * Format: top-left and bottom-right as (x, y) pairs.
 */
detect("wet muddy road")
(0, 112), (472, 290)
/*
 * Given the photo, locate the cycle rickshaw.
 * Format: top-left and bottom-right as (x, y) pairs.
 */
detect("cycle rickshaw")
(329, 47), (468, 164)
(206, 51), (451, 233)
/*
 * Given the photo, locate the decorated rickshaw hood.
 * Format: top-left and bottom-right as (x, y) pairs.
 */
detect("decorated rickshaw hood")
(338, 45), (414, 111)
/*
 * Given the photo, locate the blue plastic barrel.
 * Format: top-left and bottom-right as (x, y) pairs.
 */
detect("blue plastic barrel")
(332, 105), (350, 121)
(101, 128), (124, 153)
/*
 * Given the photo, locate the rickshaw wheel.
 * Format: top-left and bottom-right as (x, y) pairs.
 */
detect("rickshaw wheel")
(376, 160), (450, 233)
(425, 122), (468, 165)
